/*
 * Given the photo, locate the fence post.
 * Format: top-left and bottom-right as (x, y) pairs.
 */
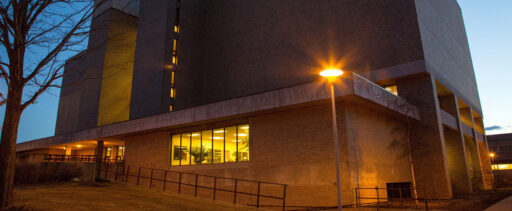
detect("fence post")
(282, 185), (287, 211)
(256, 182), (261, 208)
(376, 187), (380, 208)
(194, 174), (199, 197)
(233, 179), (238, 204)
(115, 165), (119, 182)
(125, 166), (130, 183)
(213, 177), (217, 201)
(178, 172), (182, 194)
(425, 199), (429, 211)
(355, 188), (359, 207)
(136, 167), (141, 186)
(149, 169), (154, 188)
(163, 171), (168, 192)
(105, 162), (109, 179)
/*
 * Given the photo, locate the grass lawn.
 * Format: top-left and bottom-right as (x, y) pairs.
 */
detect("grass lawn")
(14, 182), (260, 211)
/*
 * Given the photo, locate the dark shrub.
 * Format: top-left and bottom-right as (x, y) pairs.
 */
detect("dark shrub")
(14, 163), (40, 184)
(55, 164), (83, 181)
(15, 162), (84, 185)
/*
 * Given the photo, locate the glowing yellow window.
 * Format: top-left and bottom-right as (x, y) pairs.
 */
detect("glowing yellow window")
(170, 87), (175, 98)
(225, 126), (237, 162)
(172, 56), (178, 65)
(171, 71), (175, 84)
(202, 130), (213, 164)
(213, 128), (224, 163)
(169, 105), (173, 111)
(181, 133), (190, 165)
(237, 125), (249, 162)
(191, 132), (201, 165)
(384, 85), (398, 96)
(173, 39), (177, 51)
(171, 134), (181, 166)
(174, 25), (179, 33)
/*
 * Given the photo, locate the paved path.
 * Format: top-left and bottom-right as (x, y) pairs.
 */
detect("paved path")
(486, 195), (512, 211)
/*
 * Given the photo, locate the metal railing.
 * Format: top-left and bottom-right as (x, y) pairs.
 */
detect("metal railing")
(355, 186), (445, 210)
(98, 163), (287, 210)
(43, 154), (125, 164)
(44, 154), (96, 162)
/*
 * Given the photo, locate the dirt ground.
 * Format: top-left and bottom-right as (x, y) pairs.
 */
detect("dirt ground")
(14, 182), (260, 211)
(354, 189), (512, 211)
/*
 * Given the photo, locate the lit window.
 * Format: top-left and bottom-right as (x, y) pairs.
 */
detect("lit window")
(170, 124), (250, 166)
(170, 87), (175, 98)
(202, 130), (213, 164)
(104, 147), (112, 158)
(225, 126), (237, 162)
(174, 25), (179, 33)
(171, 134), (181, 166)
(171, 71), (175, 84)
(191, 132), (201, 165)
(384, 85), (398, 96)
(213, 128), (224, 163)
(116, 146), (125, 161)
(181, 133), (190, 165)
(492, 164), (512, 170)
(237, 125), (249, 161)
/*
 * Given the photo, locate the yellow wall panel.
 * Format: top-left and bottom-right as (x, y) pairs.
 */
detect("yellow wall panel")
(97, 11), (137, 126)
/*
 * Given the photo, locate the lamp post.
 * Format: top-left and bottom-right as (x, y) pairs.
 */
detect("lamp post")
(320, 69), (344, 211)
(490, 153), (496, 190)
(490, 153), (495, 169)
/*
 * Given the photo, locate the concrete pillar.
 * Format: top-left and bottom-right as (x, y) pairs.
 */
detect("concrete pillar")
(477, 140), (493, 189)
(65, 146), (72, 155)
(112, 145), (119, 162)
(438, 95), (472, 194)
(396, 75), (452, 199)
(464, 135), (483, 191)
(443, 128), (472, 194)
(95, 140), (104, 178)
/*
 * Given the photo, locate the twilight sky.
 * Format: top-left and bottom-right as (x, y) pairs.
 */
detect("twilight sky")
(1, 0), (512, 143)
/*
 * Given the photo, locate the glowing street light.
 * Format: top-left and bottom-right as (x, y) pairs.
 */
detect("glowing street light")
(320, 68), (344, 211)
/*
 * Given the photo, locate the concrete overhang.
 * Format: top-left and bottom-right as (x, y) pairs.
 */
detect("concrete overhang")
(17, 73), (420, 152)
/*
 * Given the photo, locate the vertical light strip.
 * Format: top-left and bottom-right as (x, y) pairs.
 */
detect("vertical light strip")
(169, 1), (180, 111)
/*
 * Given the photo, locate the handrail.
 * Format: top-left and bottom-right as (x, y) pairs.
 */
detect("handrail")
(98, 163), (287, 210)
(43, 154), (125, 163)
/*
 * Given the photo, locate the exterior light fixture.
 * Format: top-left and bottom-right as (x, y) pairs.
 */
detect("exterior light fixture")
(319, 68), (344, 211)
(320, 69), (344, 83)
(490, 153), (495, 158)
(76, 145), (82, 148)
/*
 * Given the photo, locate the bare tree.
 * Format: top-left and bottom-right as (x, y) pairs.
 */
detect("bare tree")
(0, 0), (97, 208)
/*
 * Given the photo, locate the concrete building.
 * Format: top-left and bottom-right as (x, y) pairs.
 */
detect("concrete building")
(17, 0), (493, 207)
(488, 133), (512, 168)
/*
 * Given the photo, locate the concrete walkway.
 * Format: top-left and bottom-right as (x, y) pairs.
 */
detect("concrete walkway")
(485, 195), (512, 211)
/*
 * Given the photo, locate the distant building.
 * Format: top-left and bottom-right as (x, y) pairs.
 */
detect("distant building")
(488, 133), (512, 170)
(17, 0), (493, 207)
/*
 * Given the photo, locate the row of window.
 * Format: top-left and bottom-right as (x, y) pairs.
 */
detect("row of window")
(104, 146), (125, 161)
(171, 124), (250, 166)
(490, 145), (512, 152)
(169, 0), (180, 111)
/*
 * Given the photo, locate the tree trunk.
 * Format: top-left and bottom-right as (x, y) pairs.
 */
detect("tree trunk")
(0, 87), (23, 209)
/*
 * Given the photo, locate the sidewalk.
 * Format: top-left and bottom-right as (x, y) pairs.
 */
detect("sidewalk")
(485, 195), (512, 211)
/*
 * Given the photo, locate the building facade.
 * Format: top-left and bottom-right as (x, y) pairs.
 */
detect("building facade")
(17, 0), (493, 207)
(488, 133), (512, 169)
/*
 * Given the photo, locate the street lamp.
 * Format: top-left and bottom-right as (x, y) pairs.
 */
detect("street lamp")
(490, 153), (496, 190)
(490, 153), (496, 170)
(320, 69), (344, 211)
